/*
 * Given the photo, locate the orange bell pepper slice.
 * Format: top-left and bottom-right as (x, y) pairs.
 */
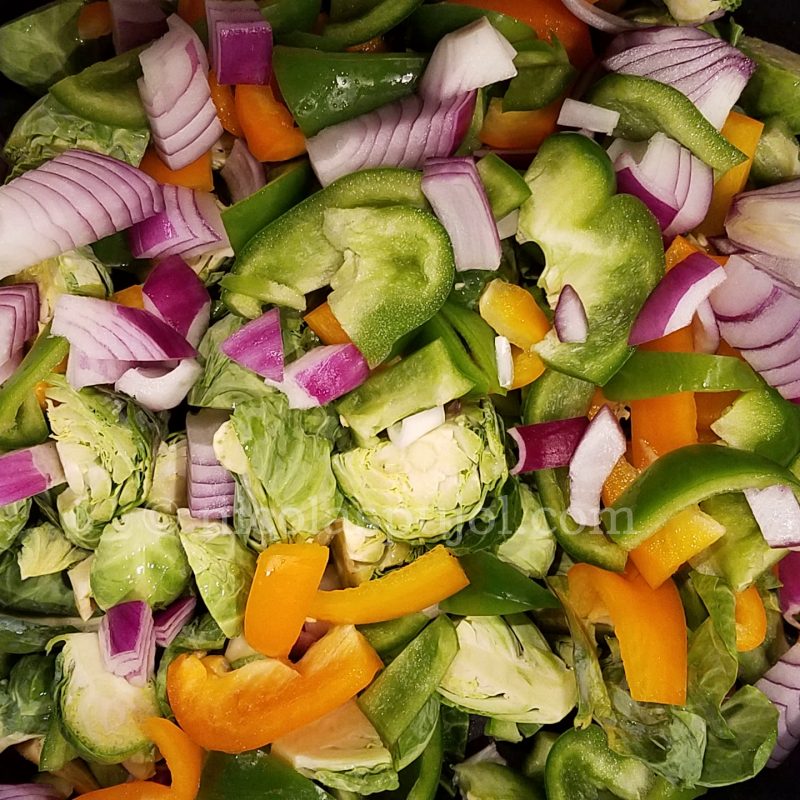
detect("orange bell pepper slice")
(480, 97), (562, 151)
(304, 302), (352, 345)
(696, 111), (764, 238)
(568, 563), (688, 705)
(244, 542), (329, 658)
(177, 0), (206, 26)
(235, 85), (306, 163)
(139, 147), (214, 193)
(77, 718), (203, 800)
(35, 354), (68, 410)
(208, 72), (243, 137)
(478, 279), (550, 351)
(346, 36), (388, 53)
(110, 284), (145, 309)
(309, 545), (468, 624)
(168, 625), (381, 753)
(77, 1), (112, 40)
(734, 585), (768, 652)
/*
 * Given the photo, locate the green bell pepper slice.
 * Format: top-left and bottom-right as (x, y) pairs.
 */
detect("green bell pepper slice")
(358, 616), (457, 759)
(222, 167), (427, 317)
(407, 3), (535, 49)
(710, 387), (800, 467)
(358, 613), (430, 661)
(476, 153), (531, 220)
(545, 726), (704, 800)
(455, 762), (544, 800)
(605, 444), (800, 549)
(439, 551), (558, 615)
(49, 49), (147, 129)
(587, 74), (746, 174)
(260, 0), (321, 37)
(198, 750), (333, 799)
(503, 38), (576, 112)
(273, 47), (426, 137)
(602, 352), (762, 400)
(523, 370), (628, 572)
(222, 160), (312, 253)
(518, 133), (664, 385)
(382, 717), (444, 800)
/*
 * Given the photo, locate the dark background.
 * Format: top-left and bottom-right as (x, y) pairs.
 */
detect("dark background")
(0, 0), (799, 793)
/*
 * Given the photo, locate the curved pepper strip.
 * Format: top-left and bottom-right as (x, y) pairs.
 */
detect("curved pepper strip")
(604, 444), (800, 550)
(78, 718), (203, 800)
(309, 545), (469, 624)
(734, 585), (768, 652)
(567, 564), (687, 705)
(244, 542), (329, 658)
(168, 624), (382, 753)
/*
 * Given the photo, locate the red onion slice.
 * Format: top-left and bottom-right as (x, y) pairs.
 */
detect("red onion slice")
(709, 255), (774, 318)
(508, 417), (590, 475)
(0, 442), (66, 506)
(560, 0), (645, 32)
(0, 785), (62, 800)
(745, 485), (800, 548)
(779, 552), (800, 629)
(143, 256), (211, 346)
(186, 410), (235, 520)
(221, 138), (266, 204)
(0, 284), (38, 355)
(568, 406), (626, 527)
(629, 252), (726, 345)
(555, 284), (589, 344)
(219, 307), (284, 381)
(99, 600), (156, 687)
(422, 157), (501, 272)
(110, 0), (168, 53)
(692, 299), (720, 354)
(717, 289), (800, 350)
(558, 100), (620, 135)
(0, 351), (23, 385)
(756, 642), (800, 766)
(212, 15), (272, 86)
(115, 359), (203, 411)
(266, 344), (370, 410)
(153, 596), (197, 647)
(53, 295), (196, 362)
(67, 350), (135, 390)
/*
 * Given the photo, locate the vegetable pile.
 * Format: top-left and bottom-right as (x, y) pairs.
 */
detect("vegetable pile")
(0, 0), (799, 798)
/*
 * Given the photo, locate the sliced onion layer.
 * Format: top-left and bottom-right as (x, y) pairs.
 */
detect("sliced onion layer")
(186, 409), (235, 520)
(138, 14), (223, 169)
(779, 551), (800, 629)
(0, 150), (163, 278)
(629, 252), (726, 345)
(143, 255), (211, 346)
(0, 442), (66, 505)
(692, 299), (720, 354)
(494, 336), (513, 389)
(110, 0), (168, 54)
(153, 596), (197, 647)
(603, 27), (756, 130)
(755, 642), (800, 767)
(206, 0), (272, 86)
(0, 351), (22, 386)
(508, 417), (590, 475)
(0, 785), (62, 800)
(99, 600), (156, 687)
(422, 157), (501, 272)
(559, 0), (645, 33)
(53, 295), (196, 362)
(387, 405), (446, 449)
(558, 99), (619, 135)
(0, 284), (38, 363)
(221, 138), (266, 203)
(745, 485), (800, 548)
(266, 344), (370, 410)
(67, 350), (135, 390)
(219, 307), (284, 381)
(129, 185), (230, 261)
(555, 284), (589, 344)
(115, 359), (203, 411)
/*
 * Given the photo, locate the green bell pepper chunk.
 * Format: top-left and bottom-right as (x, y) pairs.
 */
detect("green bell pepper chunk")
(518, 133), (664, 385)
(605, 444), (800, 549)
(358, 616), (458, 759)
(358, 613), (430, 661)
(587, 74), (746, 174)
(382, 717), (444, 800)
(49, 49), (147, 129)
(523, 730), (559, 785)
(0, 394), (49, 453)
(503, 38), (576, 112)
(455, 762), (544, 800)
(222, 160), (312, 253)
(476, 154), (531, 220)
(222, 167), (427, 317)
(545, 726), (704, 800)
(273, 47), (426, 137)
(406, 3), (535, 49)
(602, 352), (761, 400)
(198, 750), (333, 799)
(711, 387), (800, 467)
(523, 370), (628, 572)
(750, 117), (800, 186)
(260, 0), (322, 37)
(439, 551), (558, 615)
(336, 338), (474, 445)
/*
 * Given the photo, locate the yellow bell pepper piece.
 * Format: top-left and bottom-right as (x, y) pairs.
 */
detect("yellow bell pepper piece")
(734, 585), (768, 652)
(478, 279), (550, 351)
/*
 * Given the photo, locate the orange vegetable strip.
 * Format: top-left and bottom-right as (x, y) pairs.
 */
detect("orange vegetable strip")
(480, 97), (562, 150)
(209, 71), (243, 137)
(304, 302), (352, 345)
(735, 585), (768, 652)
(235, 85), (306, 163)
(139, 147), (214, 192)
(78, 1), (113, 39)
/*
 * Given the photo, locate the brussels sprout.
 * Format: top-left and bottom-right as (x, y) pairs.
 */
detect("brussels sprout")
(46, 377), (163, 549)
(177, 510), (256, 638)
(90, 509), (191, 610)
(661, 0), (729, 24)
(17, 522), (87, 579)
(438, 616), (576, 724)
(146, 435), (188, 515)
(331, 517), (414, 587)
(333, 402), (508, 543)
(0, 499), (31, 554)
(0, 653), (55, 753)
(454, 761), (542, 800)
(271, 700), (399, 794)
(9, 246), (111, 323)
(55, 632), (159, 764)
(495, 484), (556, 579)
(67, 555), (94, 622)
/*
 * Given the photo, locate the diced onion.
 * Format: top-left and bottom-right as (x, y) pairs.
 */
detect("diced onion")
(508, 417), (590, 475)
(494, 336), (513, 389)
(745, 485), (800, 548)
(554, 284), (589, 344)
(219, 307), (284, 381)
(388, 406), (446, 449)
(558, 99), (619, 135)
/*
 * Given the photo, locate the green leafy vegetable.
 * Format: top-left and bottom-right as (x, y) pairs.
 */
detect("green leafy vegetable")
(0, 551), (76, 616)
(0, 500), (31, 555)
(0, 613), (74, 655)
(17, 522), (87, 579)
(495, 483), (556, 578)
(146, 435), (188, 515)
(0, 653), (55, 752)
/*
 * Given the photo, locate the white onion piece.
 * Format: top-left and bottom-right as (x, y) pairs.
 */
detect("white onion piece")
(494, 336), (513, 389)
(0, 442), (66, 506)
(496, 210), (519, 240)
(745, 485), (800, 548)
(115, 359), (203, 412)
(221, 138), (266, 203)
(558, 99), (619, 135)
(388, 406), (446, 449)
(554, 284), (589, 344)
(568, 406), (626, 527)
(692, 299), (720, 354)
